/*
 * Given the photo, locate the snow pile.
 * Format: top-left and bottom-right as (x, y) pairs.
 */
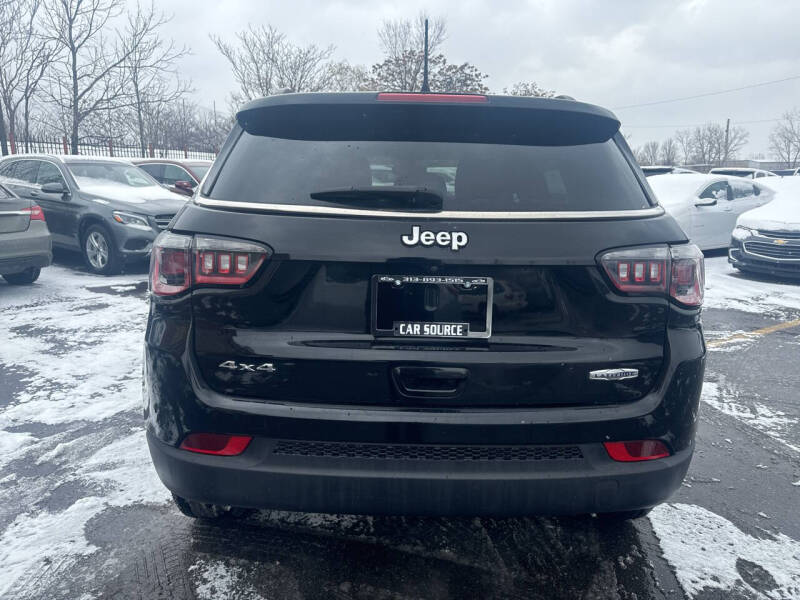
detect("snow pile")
(703, 256), (800, 317)
(650, 503), (800, 598)
(189, 559), (269, 600)
(702, 380), (799, 454)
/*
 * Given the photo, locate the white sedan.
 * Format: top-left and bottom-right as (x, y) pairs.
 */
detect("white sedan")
(647, 173), (774, 251)
(729, 178), (800, 277)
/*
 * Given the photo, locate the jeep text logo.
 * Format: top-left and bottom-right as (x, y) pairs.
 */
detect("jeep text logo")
(401, 226), (468, 251)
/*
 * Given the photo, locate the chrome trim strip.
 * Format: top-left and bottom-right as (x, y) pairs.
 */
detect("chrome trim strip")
(0, 210), (29, 216)
(194, 197), (664, 220)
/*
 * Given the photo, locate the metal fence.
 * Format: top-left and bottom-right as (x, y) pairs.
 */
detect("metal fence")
(2, 137), (217, 161)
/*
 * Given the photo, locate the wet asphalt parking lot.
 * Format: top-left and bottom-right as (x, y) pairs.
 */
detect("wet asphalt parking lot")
(0, 250), (799, 600)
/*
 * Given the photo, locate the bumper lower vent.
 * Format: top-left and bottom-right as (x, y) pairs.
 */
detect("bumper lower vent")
(273, 440), (583, 462)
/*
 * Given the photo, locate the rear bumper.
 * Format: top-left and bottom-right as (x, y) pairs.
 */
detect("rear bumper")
(147, 431), (693, 516)
(0, 222), (52, 274)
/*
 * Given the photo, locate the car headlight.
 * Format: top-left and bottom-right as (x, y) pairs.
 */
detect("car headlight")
(112, 211), (152, 231)
(732, 226), (755, 241)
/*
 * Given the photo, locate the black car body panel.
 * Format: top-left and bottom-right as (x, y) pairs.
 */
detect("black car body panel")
(144, 92), (705, 516)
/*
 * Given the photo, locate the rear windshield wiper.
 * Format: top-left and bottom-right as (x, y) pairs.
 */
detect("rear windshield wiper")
(309, 186), (443, 212)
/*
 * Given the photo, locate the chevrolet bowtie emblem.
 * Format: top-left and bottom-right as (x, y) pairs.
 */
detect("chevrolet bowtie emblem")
(774, 239), (788, 245)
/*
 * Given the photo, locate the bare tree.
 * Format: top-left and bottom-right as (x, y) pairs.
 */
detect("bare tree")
(121, 2), (190, 156)
(660, 137), (678, 166)
(43, 0), (170, 153)
(640, 140), (660, 165)
(502, 81), (555, 97)
(721, 123), (748, 165)
(675, 129), (693, 165)
(0, 0), (54, 154)
(212, 25), (337, 108)
(371, 13), (448, 92)
(326, 61), (372, 92)
(769, 109), (800, 167)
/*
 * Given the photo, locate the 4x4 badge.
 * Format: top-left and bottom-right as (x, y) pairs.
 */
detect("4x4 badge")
(218, 361), (276, 373)
(402, 226), (468, 251)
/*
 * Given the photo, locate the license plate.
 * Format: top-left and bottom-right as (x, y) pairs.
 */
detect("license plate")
(372, 275), (492, 339)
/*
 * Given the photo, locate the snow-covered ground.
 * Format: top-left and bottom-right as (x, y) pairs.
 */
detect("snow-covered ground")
(0, 258), (799, 599)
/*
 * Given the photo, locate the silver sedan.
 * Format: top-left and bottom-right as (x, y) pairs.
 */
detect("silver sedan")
(0, 183), (51, 284)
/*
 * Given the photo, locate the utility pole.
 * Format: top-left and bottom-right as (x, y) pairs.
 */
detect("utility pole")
(421, 18), (430, 93)
(724, 118), (730, 165)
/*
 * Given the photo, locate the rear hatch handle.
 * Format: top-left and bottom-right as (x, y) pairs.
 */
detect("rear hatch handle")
(392, 366), (469, 398)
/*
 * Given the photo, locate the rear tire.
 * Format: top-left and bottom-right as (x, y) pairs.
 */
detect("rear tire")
(596, 508), (652, 521)
(172, 494), (229, 520)
(82, 223), (122, 275)
(2, 267), (41, 285)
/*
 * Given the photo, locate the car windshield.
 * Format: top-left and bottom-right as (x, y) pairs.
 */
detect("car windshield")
(209, 133), (651, 213)
(67, 162), (158, 188)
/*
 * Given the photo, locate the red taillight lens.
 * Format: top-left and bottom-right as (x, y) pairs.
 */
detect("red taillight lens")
(179, 433), (252, 456)
(600, 245), (669, 294)
(376, 92), (488, 103)
(669, 244), (704, 307)
(150, 233), (270, 296)
(25, 205), (45, 221)
(193, 236), (267, 285)
(604, 440), (671, 462)
(150, 232), (191, 296)
(599, 244), (704, 307)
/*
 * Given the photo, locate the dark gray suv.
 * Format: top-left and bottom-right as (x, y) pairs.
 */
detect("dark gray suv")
(0, 155), (186, 275)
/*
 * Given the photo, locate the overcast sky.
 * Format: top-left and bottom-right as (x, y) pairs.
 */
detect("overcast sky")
(168, 0), (800, 158)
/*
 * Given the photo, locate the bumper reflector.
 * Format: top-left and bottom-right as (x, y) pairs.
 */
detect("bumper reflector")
(604, 440), (670, 462)
(179, 433), (252, 456)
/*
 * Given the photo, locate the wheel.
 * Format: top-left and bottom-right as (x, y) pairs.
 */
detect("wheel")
(595, 508), (652, 521)
(172, 494), (229, 520)
(2, 267), (41, 285)
(82, 224), (121, 275)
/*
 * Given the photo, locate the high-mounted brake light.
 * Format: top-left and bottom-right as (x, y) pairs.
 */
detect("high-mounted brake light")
(24, 205), (45, 222)
(604, 440), (671, 462)
(376, 92), (488, 104)
(179, 433), (252, 456)
(149, 232), (270, 296)
(599, 244), (704, 307)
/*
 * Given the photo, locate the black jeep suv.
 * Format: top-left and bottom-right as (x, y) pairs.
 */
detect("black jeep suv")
(144, 92), (705, 520)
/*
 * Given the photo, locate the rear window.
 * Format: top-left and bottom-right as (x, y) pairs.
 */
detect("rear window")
(209, 132), (651, 213)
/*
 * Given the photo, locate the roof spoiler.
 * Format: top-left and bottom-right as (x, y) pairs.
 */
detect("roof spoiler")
(236, 93), (621, 146)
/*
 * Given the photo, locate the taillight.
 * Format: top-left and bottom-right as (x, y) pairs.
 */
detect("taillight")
(179, 433), (252, 456)
(604, 440), (671, 462)
(25, 205), (45, 221)
(150, 232), (191, 296)
(599, 244), (704, 307)
(376, 92), (488, 103)
(194, 235), (267, 285)
(669, 244), (704, 307)
(149, 232), (270, 296)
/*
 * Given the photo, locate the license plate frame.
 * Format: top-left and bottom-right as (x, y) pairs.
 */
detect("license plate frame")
(371, 275), (493, 339)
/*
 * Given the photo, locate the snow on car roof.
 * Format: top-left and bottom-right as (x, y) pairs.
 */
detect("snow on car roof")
(737, 178), (800, 231)
(646, 173), (726, 204)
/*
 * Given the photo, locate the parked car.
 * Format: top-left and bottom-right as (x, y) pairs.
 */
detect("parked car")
(708, 167), (777, 179)
(772, 167), (800, 177)
(0, 182), (51, 284)
(132, 159), (213, 196)
(0, 155), (186, 275)
(640, 166), (698, 177)
(145, 92), (705, 522)
(729, 178), (800, 277)
(647, 173), (773, 250)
